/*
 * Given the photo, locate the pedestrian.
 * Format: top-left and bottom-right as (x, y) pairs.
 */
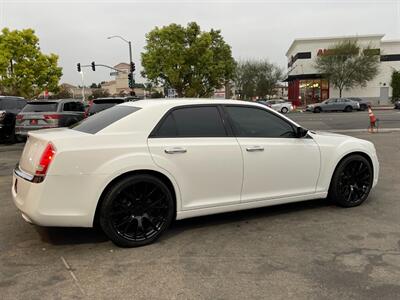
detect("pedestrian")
(368, 105), (377, 133)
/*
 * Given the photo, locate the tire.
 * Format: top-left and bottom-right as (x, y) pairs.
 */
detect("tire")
(15, 134), (26, 143)
(359, 104), (367, 111)
(344, 106), (353, 112)
(281, 107), (289, 114)
(328, 154), (373, 207)
(99, 174), (175, 247)
(6, 126), (17, 144)
(314, 107), (322, 113)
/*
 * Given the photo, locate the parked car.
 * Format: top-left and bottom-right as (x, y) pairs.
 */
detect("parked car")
(260, 99), (293, 114)
(306, 98), (360, 113)
(394, 100), (400, 109)
(347, 97), (371, 111)
(0, 96), (27, 142)
(87, 97), (139, 116)
(87, 97), (126, 116)
(15, 99), (85, 138)
(12, 99), (379, 247)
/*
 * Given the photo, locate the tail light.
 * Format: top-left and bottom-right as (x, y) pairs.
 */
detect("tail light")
(16, 114), (23, 120)
(44, 114), (60, 125)
(0, 110), (5, 122)
(44, 114), (61, 120)
(35, 143), (56, 177)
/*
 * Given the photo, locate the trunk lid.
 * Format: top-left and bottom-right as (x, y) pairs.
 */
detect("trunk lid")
(18, 128), (86, 175)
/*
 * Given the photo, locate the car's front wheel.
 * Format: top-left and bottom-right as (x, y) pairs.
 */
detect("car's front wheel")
(99, 174), (175, 247)
(344, 106), (353, 112)
(281, 107), (289, 114)
(314, 107), (322, 113)
(328, 154), (373, 207)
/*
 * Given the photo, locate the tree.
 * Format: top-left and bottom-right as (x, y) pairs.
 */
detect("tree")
(234, 60), (283, 100)
(315, 40), (379, 98)
(51, 85), (72, 99)
(141, 22), (235, 97)
(0, 28), (62, 98)
(391, 70), (400, 103)
(90, 83), (99, 89)
(91, 88), (110, 99)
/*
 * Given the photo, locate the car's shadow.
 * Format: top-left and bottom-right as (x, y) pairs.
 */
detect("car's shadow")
(164, 198), (331, 239)
(34, 198), (332, 246)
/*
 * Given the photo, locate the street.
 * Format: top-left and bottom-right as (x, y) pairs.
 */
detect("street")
(288, 110), (400, 131)
(1, 129), (400, 299)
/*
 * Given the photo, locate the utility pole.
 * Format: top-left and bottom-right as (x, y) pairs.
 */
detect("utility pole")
(107, 35), (135, 95)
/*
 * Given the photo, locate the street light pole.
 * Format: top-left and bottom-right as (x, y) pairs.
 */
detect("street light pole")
(107, 35), (134, 95)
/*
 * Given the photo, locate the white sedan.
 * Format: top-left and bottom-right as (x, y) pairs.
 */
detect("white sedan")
(12, 99), (379, 247)
(258, 99), (293, 114)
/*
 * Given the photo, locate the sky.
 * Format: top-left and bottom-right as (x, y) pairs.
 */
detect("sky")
(1, 0), (399, 86)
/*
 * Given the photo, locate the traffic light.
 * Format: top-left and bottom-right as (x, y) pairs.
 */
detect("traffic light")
(128, 72), (134, 88)
(130, 61), (136, 73)
(91, 62), (96, 71)
(77, 63), (81, 72)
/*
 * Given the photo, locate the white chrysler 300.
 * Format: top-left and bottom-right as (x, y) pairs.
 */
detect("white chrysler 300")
(12, 99), (379, 247)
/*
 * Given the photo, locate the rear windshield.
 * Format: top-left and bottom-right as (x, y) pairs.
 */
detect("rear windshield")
(89, 99), (125, 114)
(72, 105), (140, 134)
(22, 102), (58, 112)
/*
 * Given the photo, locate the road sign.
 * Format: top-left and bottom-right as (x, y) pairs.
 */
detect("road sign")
(110, 71), (119, 76)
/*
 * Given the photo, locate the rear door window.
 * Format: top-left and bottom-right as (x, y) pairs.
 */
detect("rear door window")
(153, 106), (227, 138)
(22, 102), (58, 112)
(72, 105), (140, 134)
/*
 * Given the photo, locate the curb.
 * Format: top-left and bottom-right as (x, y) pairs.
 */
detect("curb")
(329, 128), (400, 133)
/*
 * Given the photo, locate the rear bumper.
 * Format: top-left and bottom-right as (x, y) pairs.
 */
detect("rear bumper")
(12, 166), (106, 227)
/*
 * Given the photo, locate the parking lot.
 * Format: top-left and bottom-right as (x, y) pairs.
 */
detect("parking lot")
(0, 128), (399, 299)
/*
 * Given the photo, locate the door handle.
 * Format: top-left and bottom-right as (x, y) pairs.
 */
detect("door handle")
(246, 145), (264, 152)
(164, 147), (187, 154)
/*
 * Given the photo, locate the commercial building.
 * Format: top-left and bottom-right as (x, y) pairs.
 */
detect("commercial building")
(285, 34), (400, 106)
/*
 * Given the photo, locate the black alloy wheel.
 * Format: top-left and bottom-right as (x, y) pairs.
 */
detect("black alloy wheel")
(329, 154), (373, 207)
(314, 107), (322, 113)
(344, 106), (353, 112)
(99, 174), (175, 247)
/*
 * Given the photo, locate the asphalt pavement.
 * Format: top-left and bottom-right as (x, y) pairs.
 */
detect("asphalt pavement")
(1, 118), (400, 299)
(287, 110), (400, 131)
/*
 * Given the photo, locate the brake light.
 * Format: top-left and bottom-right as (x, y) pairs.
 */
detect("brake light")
(44, 114), (61, 120)
(35, 143), (56, 177)
(16, 114), (23, 120)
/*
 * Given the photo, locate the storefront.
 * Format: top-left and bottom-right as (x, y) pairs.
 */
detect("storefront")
(285, 34), (400, 106)
(287, 75), (329, 106)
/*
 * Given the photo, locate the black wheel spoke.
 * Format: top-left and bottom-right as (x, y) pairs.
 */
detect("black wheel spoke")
(108, 179), (170, 242)
(338, 159), (372, 204)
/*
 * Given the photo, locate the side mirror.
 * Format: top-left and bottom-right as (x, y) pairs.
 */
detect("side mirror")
(296, 126), (308, 138)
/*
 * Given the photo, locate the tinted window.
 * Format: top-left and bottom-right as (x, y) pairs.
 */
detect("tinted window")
(225, 106), (295, 138)
(17, 100), (27, 109)
(89, 99), (125, 114)
(63, 102), (83, 112)
(72, 105), (140, 134)
(0, 98), (21, 110)
(22, 102), (58, 112)
(155, 106), (226, 137)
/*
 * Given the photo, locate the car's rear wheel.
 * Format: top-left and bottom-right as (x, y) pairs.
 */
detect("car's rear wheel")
(99, 174), (175, 247)
(314, 107), (322, 113)
(344, 106), (353, 112)
(281, 107), (289, 114)
(328, 154), (373, 207)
